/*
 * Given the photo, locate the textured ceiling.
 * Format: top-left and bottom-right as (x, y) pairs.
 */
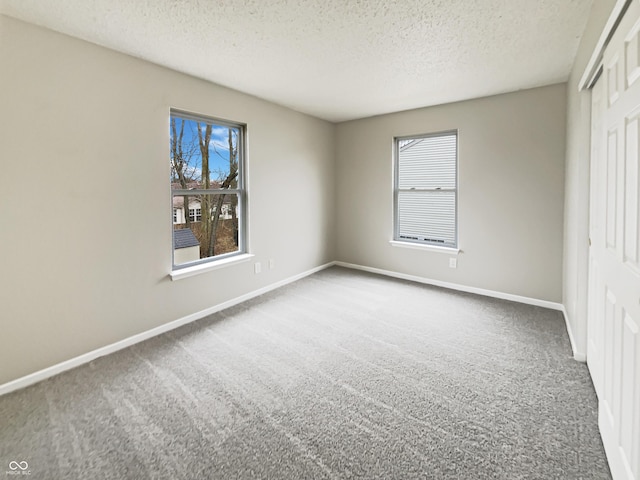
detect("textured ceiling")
(0, 0), (593, 122)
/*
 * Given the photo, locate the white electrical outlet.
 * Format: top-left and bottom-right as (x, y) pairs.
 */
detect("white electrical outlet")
(254, 262), (262, 274)
(449, 258), (457, 268)
(269, 259), (275, 270)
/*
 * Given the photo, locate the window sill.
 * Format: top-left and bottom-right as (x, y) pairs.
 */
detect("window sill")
(170, 253), (254, 281)
(389, 240), (460, 255)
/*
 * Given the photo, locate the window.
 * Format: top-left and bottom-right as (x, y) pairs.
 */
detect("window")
(170, 109), (246, 269)
(188, 208), (202, 223)
(394, 131), (457, 248)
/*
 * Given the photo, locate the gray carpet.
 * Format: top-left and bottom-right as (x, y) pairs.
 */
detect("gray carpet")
(0, 266), (611, 479)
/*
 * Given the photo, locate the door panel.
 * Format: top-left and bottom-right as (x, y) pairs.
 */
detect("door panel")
(607, 126), (619, 251)
(625, 111), (640, 268)
(588, 68), (605, 398)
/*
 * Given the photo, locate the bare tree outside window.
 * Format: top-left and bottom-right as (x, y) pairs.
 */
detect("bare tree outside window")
(170, 111), (245, 268)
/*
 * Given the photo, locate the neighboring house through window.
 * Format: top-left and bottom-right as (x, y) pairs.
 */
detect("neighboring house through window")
(170, 109), (246, 268)
(393, 131), (458, 248)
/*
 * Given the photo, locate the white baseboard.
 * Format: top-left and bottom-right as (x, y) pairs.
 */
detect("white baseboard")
(335, 261), (587, 361)
(0, 261), (336, 397)
(335, 261), (564, 310)
(336, 261), (590, 360)
(560, 306), (587, 362)
(1, 259), (581, 396)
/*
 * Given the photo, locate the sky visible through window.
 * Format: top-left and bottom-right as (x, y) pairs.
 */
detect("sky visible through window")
(170, 116), (238, 184)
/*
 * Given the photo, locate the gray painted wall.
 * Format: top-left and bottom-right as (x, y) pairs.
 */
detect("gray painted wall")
(563, 0), (617, 357)
(335, 84), (567, 303)
(0, 16), (336, 385)
(1, 5), (611, 386)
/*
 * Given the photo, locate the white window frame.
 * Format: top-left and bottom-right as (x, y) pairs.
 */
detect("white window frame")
(170, 109), (247, 271)
(393, 130), (458, 249)
(188, 207), (202, 223)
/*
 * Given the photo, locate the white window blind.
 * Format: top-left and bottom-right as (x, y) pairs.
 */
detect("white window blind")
(395, 132), (457, 248)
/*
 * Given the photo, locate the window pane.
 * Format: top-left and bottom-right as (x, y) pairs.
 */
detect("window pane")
(172, 193), (240, 266)
(398, 134), (456, 189)
(398, 190), (456, 246)
(170, 116), (240, 190)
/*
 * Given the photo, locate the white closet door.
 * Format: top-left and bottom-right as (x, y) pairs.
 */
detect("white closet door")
(588, 1), (640, 478)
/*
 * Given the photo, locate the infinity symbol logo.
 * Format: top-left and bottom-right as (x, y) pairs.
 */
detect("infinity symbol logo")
(8, 461), (28, 471)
